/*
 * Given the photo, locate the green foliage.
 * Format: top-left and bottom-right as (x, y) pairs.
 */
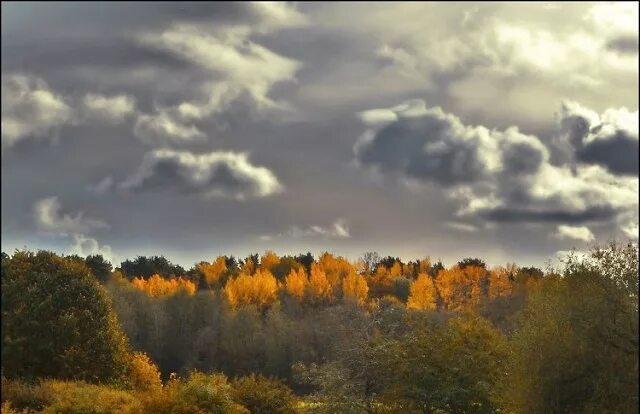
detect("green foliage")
(457, 257), (487, 269)
(381, 313), (507, 413)
(1, 250), (132, 384)
(119, 255), (185, 280)
(178, 372), (248, 414)
(502, 242), (639, 413)
(392, 277), (411, 303)
(233, 373), (298, 414)
(84, 254), (113, 283)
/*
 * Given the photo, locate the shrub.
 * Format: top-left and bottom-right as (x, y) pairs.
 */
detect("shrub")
(39, 380), (142, 414)
(233, 373), (298, 414)
(127, 352), (162, 392)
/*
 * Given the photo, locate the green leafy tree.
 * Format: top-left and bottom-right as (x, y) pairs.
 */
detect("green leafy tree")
(1, 250), (132, 384)
(382, 313), (507, 414)
(85, 254), (113, 283)
(457, 257), (486, 270)
(502, 242), (639, 413)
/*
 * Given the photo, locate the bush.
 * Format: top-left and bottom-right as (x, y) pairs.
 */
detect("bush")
(233, 373), (298, 414)
(127, 352), (162, 392)
(1, 378), (142, 414)
(1, 378), (48, 412)
(39, 380), (142, 414)
(139, 372), (248, 414)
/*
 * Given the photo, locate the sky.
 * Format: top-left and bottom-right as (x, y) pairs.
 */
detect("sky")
(1, 2), (638, 269)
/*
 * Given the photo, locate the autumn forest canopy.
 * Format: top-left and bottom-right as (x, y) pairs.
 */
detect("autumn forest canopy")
(1, 242), (638, 413)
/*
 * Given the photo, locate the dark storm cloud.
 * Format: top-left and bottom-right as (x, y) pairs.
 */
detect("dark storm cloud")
(577, 130), (639, 176)
(355, 114), (489, 186)
(479, 206), (619, 224)
(119, 149), (283, 200)
(559, 101), (639, 176)
(606, 35), (640, 55)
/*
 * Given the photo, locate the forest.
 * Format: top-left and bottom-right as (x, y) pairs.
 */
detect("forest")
(1, 241), (638, 413)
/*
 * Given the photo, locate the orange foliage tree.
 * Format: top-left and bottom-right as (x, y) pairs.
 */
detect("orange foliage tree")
(309, 263), (332, 304)
(317, 253), (355, 293)
(259, 251), (280, 274)
(224, 269), (278, 311)
(240, 257), (256, 276)
(369, 265), (397, 298)
(488, 264), (517, 301)
(342, 271), (369, 305)
(284, 267), (308, 302)
(407, 273), (438, 310)
(131, 274), (196, 297)
(434, 265), (488, 311)
(197, 256), (227, 289)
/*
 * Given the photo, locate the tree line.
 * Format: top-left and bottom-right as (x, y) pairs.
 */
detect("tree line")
(1, 242), (638, 413)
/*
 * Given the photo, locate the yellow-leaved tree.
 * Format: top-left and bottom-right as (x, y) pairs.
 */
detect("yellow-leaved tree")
(285, 267), (308, 302)
(342, 271), (369, 305)
(259, 251), (280, 274)
(309, 263), (332, 304)
(317, 253), (355, 295)
(407, 273), (438, 310)
(224, 270), (278, 311)
(198, 256), (227, 289)
(131, 274), (196, 297)
(435, 265), (487, 311)
(488, 263), (517, 301)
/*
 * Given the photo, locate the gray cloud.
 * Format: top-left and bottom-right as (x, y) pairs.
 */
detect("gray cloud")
(355, 100), (638, 230)
(355, 100), (547, 186)
(606, 35), (639, 55)
(120, 149), (283, 200)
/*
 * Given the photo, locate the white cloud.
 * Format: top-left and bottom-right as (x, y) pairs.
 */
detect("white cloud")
(134, 111), (206, 145)
(260, 219), (351, 241)
(82, 93), (136, 123)
(620, 221), (639, 241)
(33, 196), (109, 235)
(1, 74), (73, 147)
(249, 1), (309, 33)
(552, 225), (595, 242)
(307, 3), (637, 125)
(445, 222), (478, 232)
(70, 234), (115, 263)
(120, 149), (283, 200)
(131, 4), (304, 145)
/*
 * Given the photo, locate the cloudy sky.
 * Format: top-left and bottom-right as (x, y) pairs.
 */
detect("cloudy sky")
(2, 2), (638, 268)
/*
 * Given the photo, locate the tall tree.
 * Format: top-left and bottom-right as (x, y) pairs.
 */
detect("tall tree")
(2, 250), (131, 384)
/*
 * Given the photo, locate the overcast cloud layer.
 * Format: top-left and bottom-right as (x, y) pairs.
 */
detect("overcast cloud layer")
(2, 2), (638, 268)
